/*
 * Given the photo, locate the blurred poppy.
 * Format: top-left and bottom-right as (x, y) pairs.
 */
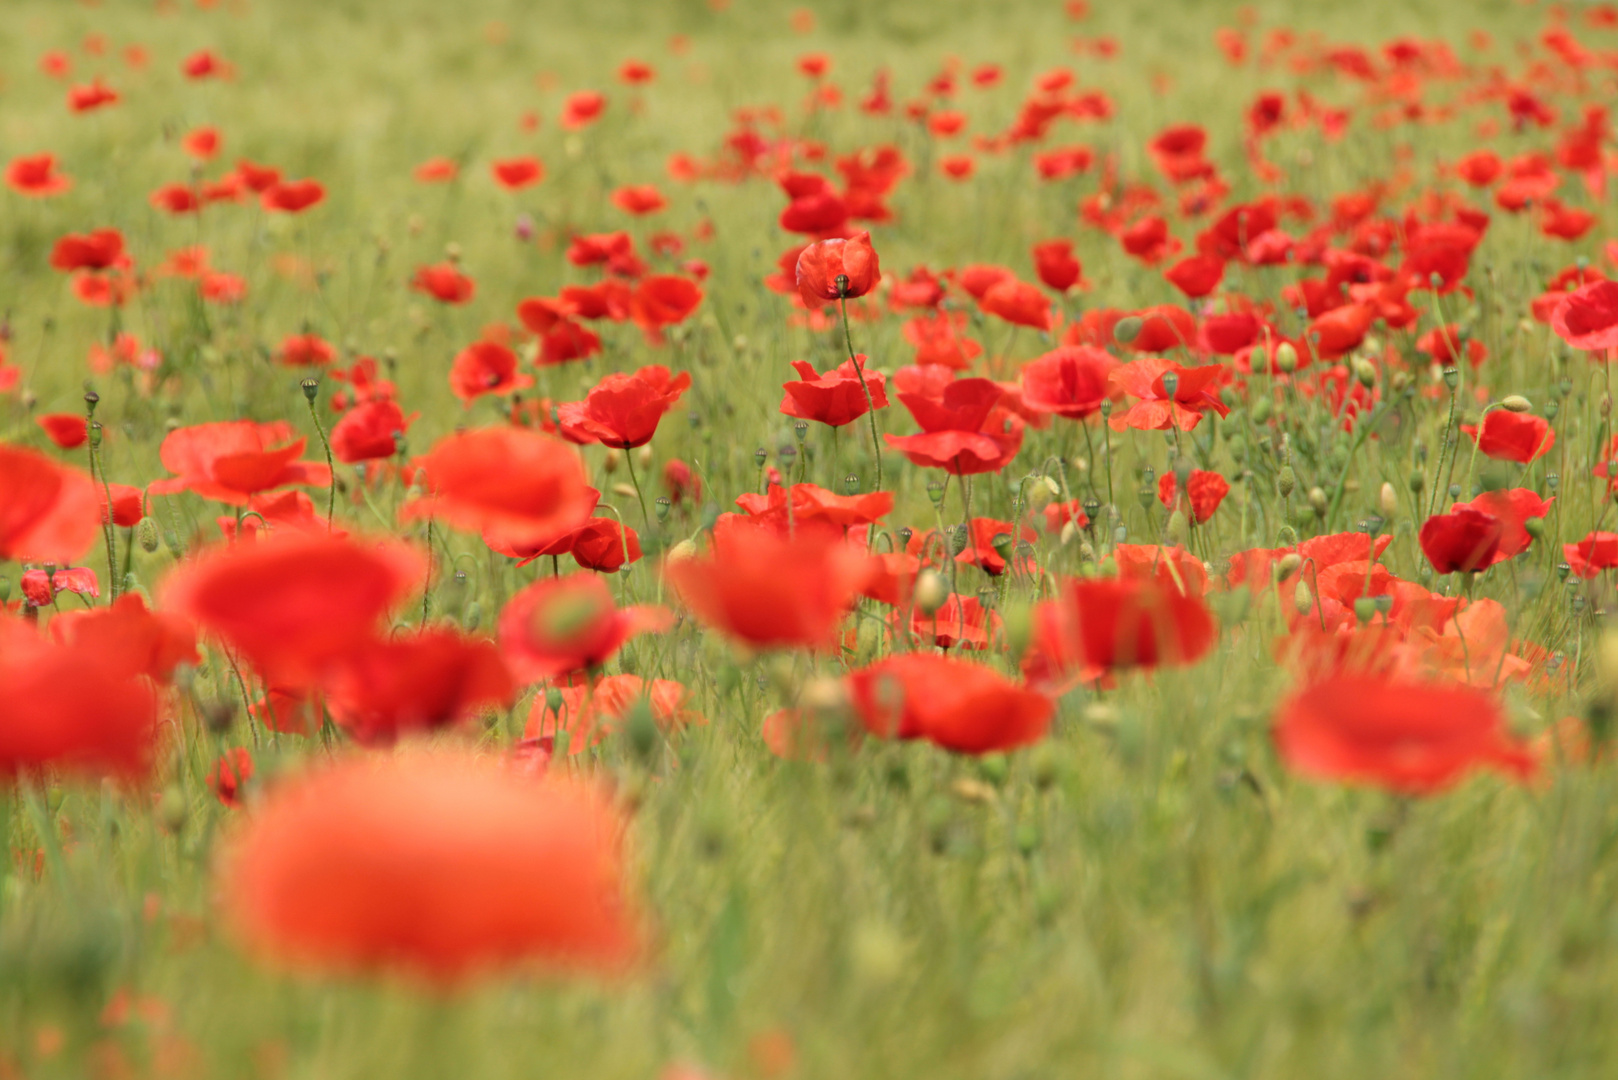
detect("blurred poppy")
(1551, 280), (1618, 352)
(276, 334), (336, 367)
(149, 420), (332, 506)
(1460, 410), (1554, 464)
(50, 228), (124, 271)
(449, 341), (534, 404)
(630, 276), (704, 340)
(330, 399), (413, 464)
(491, 157), (544, 190)
(21, 565), (98, 607)
(208, 747), (253, 809)
(401, 428), (596, 549)
(1031, 239), (1084, 293)
(979, 279), (1053, 331)
(525, 675), (698, 752)
(322, 629), (515, 746)
(848, 654), (1051, 754)
(414, 157), (458, 183)
(499, 573), (671, 683)
(1157, 469), (1230, 523)
(1566, 531), (1618, 578)
(37, 414), (88, 450)
(412, 263), (475, 305)
(1163, 254), (1225, 298)
(47, 593), (198, 683)
(1419, 507), (1502, 575)
(100, 482), (144, 527)
(558, 366), (691, 449)
(1024, 576), (1216, 688)
(561, 91), (607, 129)
(0, 444), (101, 562)
(611, 185), (666, 215)
(780, 355), (888, 427)
(7, 153), (72, 197)
(260, 179), (325, 213)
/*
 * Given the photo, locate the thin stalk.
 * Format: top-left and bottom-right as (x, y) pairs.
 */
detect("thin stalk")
(837, 293), (883, 492)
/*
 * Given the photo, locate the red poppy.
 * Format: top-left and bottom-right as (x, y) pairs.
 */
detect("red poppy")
(664, 459), (701, 504)
(236, 160), (282, 192)
(199, 271), (247, 305)
(665, 527), (868, 650)
(330, 399), (412, 463)
(1157, 469), (1231, 523)
(979, 279), (1053, 331)
(1031, 239), (1084, 292)
(1018, 346), (1117, 420)
(321, 630), (516, 746)
(1044, 500), (1090, 533)
(100, 482), (144, 527)
(795, 231), (881, 308)
(898, 593), (1001, 651)
(498, 573), (671, 683)
(47, 593), (198, 684)
(1119, 216), (1182, 265)
(1418, 507), (1502, 575)
(1163, 254), (1225, 298)
(0, 629), (160, 781)
(561, 90), (607, 129)
(1459, 410), (1554, 464)
(21, 565), (98, 607)
(68, 79), (120, 112)
(558, 366), (691, 449)
(1107, 358), (1231, 431)
(630, 276), (704, 339)
(1273, 676), (1535, 794)
(50, 228), (125, 271)
(220, 751), (638, 981)
(182, 126), (221, 160)
(161, 531), (426, 684)
(261, 179), (325, 213)
(6, 153), (72, 197)
(400, 428), (596, 549)
(491, 157), (544, 190)
(611, 184), (666, 215)
(37, 413), (89, 450)
(1551, 280), (1618, 352)
(1023, 576), (1216, 688)
(526, 675), (698, 752)
(734, 483), (894, 534)
(208, 747), (253, 809)
(886, 378), (1025, 476)
(149, 420), (332, 506)
(1565, 531), (1618, 578)
(182, 50), (229, 79)
(1449, 489), (1551, 567)
(847, 654), (1052, 755)
(0, 444), (102, 562)
(449, 341), (534, 404)
(414, 157), (458, 183)
(561, 517), (644, 573)
(277, 334), (337, 367)
(779, 355), (888, 427)
(412, 263), (475, 305)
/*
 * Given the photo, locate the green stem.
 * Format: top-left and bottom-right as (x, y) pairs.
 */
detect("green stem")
(837, 294), (883, 493)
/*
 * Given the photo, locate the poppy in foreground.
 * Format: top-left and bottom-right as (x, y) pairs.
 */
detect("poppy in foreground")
(219, 750), (639, 982)
(0, 443), (101, 562)
(1272, 676), (1536, 794)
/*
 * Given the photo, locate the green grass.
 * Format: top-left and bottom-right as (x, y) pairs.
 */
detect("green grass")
(5, 0), (1618, 1077)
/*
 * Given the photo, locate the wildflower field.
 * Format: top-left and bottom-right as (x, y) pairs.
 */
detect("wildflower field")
(6, 0), (1618, 1076)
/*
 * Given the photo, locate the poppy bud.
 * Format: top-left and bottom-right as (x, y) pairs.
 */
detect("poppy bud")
(1379, 482), (1398, 518)
(1278, 466), (1296, 497)
(914, 570), (947, 616)
(84, 389), (100, 415)
(1353, 596), (1377, 624)
(926, 479), (946, 506)
(1251, 397), (1272, 424)
(843, 474), (861, 495)
(1352, 358), (1377, 389)
(655, 496), (671, 522)
(1276, 553), (1302, 580)
(1293, 580), (1314, 616)
(137, 517), (161, 553)
(1408, 470), (1425, 493)
(1308, 487), (1327, 517)
(1274, 341), (1298, 373)
(1442, 367), (1460, 390)
(1112, 316), (1142, 344)
(1499, 395), (1531, 413)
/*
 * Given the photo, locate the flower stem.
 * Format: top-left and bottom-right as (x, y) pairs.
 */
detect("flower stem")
(837, 294), (883, 493)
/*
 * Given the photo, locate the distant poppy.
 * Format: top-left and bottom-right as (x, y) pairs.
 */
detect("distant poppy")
(899, 593), (1001, 651)
(50, 228), (125, 272)
(979, 279), (1053, 331)
(182, 50), (229, 79)
(1273, 676), (1535, 794)
(795, 231), (881, 308)
(330, 399), (412, 463)
(1157, 469), (1231, 523)
(148, 420), (332, 506)
(0, 444), (101, 562)
(276, 334), (336, 368)
(321, 629), (516, 746)
(20, 565), (99, 607)
(37, 413), (89, 450)
(847, 654), (1052, 754)
(6, 153), (72, 197)
(561, 90), (607, 129)
(449, 341), (534, 404)
(630, 276), (704, 339)
(491, 157), (544, 190)
(779, 355), (888, 428)
(1031, 239), (1084, 293)
(208, 747), (254, 809)
(400, 427), (596, 549)
(498, 573), (672, 683)
(261, 179), (325, 214)
(525, 674), (698, 752)
(182, 127), (221, 160)
(1107, 359), (1230, 431)
(1023, 576), (1216, 687)
(611, 184), (666, 215)
(68, 79), (120, 112)
(1551, 280), (1618, 353)
(412, 263), (476, 305)
(1418, 507), (1502, 575)
(1163, 254), (1225, 298)
(558, 365), (691, 449)
(1460, 410), (1554, 464)
(220, 751), (638, 981)
(414, 157), (458, 183)
(235, 160), (282, 193)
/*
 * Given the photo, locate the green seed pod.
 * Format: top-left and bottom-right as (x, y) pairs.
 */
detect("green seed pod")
(1112, 315), (1143, 344)
(1499, 395), (1531, 413)
(136, 517), (161, 553)
(1275, 341), (1298, 373)
(1278, 465), (1296, 498)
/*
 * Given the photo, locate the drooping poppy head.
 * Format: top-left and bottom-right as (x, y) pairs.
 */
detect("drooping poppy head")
(218, 751), (639, 982)
(401, 427), (596, 549)
(847, 653), (1052, 754)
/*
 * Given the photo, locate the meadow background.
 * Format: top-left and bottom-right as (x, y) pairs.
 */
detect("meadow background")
(3, 0), (1617, 1078)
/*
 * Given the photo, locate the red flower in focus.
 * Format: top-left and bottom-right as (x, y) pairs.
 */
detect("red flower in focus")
(558, 366), (691, 449)
(780, 355), (888, 428)
(1023, 576), (1216, 688)
(449, 341), (534, 404)
(260, 179), (325, 213)
(149, 420), (332, 506)
(1031, 239), (1084, 293)
(50, 228), (125, 271)
(1157, 469), (1231, 523)
(1460, 410), (1554, 464)
(979, 279), (1053, 331)
(1018, 346), (1117, 420)
(885, 378), (1025, 476)
(220, 751), (638, 981)
(330, 399), (413, 463)
(498, 573), (672, 683)
(7, 153), (72, 197)
(1550, 280), (1618, 352)
(322, 630), (515, 746)
(161, 532), (427, 683)
(795, 231), (881, 308)
(847, 654), (1052, 755)
(412, 263), (475, 305)
(37, 413), (89, 450)
(1450, 489), (1551, 567)
(1418, 507), (1502, 575)
(491, 157), (544, 190)
(1108, 358), (1230, 431)
(401, 428), (596, 549)
(0, 630), (159, 781)
(1564, 531), (1618, 578)
(0, 444), (101, 562)
(1273, 676), (1535, 794)
(208, 747), (254, 809)
(665, 526), (869, 650)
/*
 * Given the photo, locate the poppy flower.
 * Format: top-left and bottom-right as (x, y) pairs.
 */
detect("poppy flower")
(261, 179), (325, 213)
(1163, 254), (1225, 298)
(847, 654), (1052, 755)
(665, 527), (869, 650)
(898, 593), (1001, 651)
(1107, 359), (1231, 431)
(21, 565), (98, 607)
(561, 90), (607, 130)
(558, 366), (691, 449)
(68, 79), (119, 112)
(1550, 280), (1618, 352)
(1031, 239), (1084, 293)
(525, 675), (698, 752)
(182, 50), (229, 79)
(182, 126), (221, 160)
(50, 228), (125, 271)
(1023, 576), (1216, 688)
(321, 629), (516, 746)
(561, 517), (644, 573)
(276, 334), (336, 368)
(1460, 410), (1554, 464)
(208, 747), (254, 809)
(414, 157), (458, 183)
(0, 444), (101, 562)
(629, 276), (703, 339)
(161, 531), (426, 683)
(236, 160), (282, 193)
(412, 263), (475, 305)
(1566, 532), (1618, 578)
(979, 279), (1053, 331)
(779, 355), (888, 428)
(449, 341), (534, 404)
(1448, 489), (1551, 567)
(1418, 507), (1502, 575)
(1272, 676), (1536, 794)
(611, 185), (666, 215)
(1124, 305), (1198, 353)
(1157, 469), (1231, 523)
(1119, 216), (1182, 265)
(47, 593), (198, 684)
(0, 631), (160, 781)
(400, 427), (596, 549)
(886, 378), (1025, 476)
(7, 153), (72, 197)
(734, 483), (894, 535)
(1018, 346), (1117, 420)
(618, 60), (655, 84)
(37, 413), (89, 450)
(216, 491), (332, 543)
(795, 231), (881, 308)
(100, 482), (144, 527)
(498, 573), (672, 683)
(148, 420), (332, 506)
(330, 399), (412, 463)
(491, 157), (544, 190)
(199, 272), (247, 305)
(219, 751), (638, 981)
